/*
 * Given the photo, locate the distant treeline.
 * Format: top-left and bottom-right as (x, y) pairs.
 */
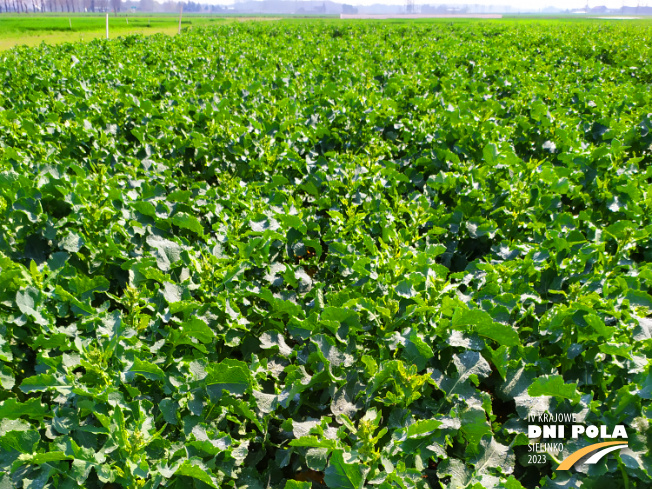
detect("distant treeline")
(0, 0), (228, 13)
(1, 0), (118, 12)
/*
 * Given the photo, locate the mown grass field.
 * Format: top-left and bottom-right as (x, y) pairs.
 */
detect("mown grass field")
(0, 14), (283, 50)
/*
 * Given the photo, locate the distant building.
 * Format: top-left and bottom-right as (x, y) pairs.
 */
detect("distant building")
(421, 4), (467, 13)
(621, 5), (652, 14)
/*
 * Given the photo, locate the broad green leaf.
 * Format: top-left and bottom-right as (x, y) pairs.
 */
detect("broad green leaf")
(159, 399), (179, 425)
(324, 450), (366, 489)
(528, 375), (579, 401)
(289, 436), (338, 449)
(132, 200), (157, 217)
(16, 286), (40, 316)
(402, 333), (434, 371)
(626, 290), (652, 309)
(460, 407), (492, 446)
(469, 437), (514, 476)
(500, 476), (526, 489)
(146, 235), (183, 271)
(28, 452), (74, 465)
(0, 398), (48, 420)
(205, 360), (251, 399)
(452, 308), (519, 346)
(174, 460), (219, 489)
(0, 365), (15, 390)
(171, 212), (204, 235)
(182, 318), (215, 343)
(60, 231), (84, 252)
(129, 357), (165, 381)
(396, 280), (417, 298)
(19, 374), (59, 393)
(306, 448), (329, 471)
(162, 282), (183, 303)
(636, 372), (652, 399)
(0, 429), (40, 453)
(483, 143), (499, 165)
(54, 285), (94, 315)
(405, 419), (443, 439)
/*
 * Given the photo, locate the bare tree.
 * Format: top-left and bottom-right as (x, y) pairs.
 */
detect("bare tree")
(111, 0), (119, 13)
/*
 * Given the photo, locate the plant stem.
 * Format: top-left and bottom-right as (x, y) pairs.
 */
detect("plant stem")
(620, 461), (630, 489)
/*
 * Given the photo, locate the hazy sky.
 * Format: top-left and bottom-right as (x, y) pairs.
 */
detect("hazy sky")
(222, 0), (651, 8)
(218, 0), (652, 9)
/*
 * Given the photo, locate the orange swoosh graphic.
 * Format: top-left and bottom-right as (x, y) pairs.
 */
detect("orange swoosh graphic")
(557, 441), (626, 470)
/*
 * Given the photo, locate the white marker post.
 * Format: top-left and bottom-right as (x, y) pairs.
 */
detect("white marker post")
(106, 13), (109, 39)
(178, 4), (183, 35)
(69, 18), (72, 29)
